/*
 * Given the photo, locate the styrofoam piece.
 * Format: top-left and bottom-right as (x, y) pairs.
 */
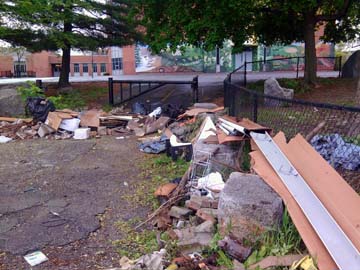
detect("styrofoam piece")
(73, 128), (90, 140)
(197, 172), (225, 191)
(0, 135), (12, 143)
(148, 106), (162, 117)
(170, 135), (191, 147)
(198, 116), (217, 140)
(59, 118), (80, 132)
(24, 251), (48, 266)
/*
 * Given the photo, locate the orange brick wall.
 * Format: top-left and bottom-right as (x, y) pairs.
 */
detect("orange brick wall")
(0, 55), (14, 74)
(122, 45), (136, 75)
(26, 51), (53, 77)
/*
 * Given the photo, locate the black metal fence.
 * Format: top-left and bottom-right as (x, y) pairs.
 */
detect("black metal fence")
(229, 56), (342, 87)
(108, 76), (199, 105)
(224, 77), (360, 191)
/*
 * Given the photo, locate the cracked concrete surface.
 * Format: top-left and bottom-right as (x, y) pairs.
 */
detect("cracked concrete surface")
(0, 136), (145, 266)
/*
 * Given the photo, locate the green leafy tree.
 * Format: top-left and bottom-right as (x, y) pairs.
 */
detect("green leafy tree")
(136, 0), (360, 85)
(0, 0), (140, 87)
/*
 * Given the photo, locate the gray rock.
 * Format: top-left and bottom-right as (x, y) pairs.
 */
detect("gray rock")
(0, 86), (25, 116)
(264, 77), (294, 106)
(168, 206), (193, 219)
(342, 50), (360, 78)
(218, 172), (283, 243)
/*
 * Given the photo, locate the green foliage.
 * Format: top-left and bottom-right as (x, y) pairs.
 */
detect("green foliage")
(16, 82), (44, 101)
(47, 91), (86, 110)
(245, 208), (304, 267)
(0, 0), (140, 85)
(114, 219), (159, 259)
(122, 154), (189, 210)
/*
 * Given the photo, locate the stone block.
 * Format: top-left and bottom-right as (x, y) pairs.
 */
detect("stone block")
(218, 172), (283, 243)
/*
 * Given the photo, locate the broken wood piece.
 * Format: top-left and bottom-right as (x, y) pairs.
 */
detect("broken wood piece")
(80, 110), (100, 127)
(0, 117), (32, 123)
(305, 121), (326, 141)
(154, 183), (178, 198)
(248, 254), (304, 270)
(178, 106), (224, 119)
(218, 236), (252, 262)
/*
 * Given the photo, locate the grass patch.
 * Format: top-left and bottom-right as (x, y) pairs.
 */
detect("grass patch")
(114, 154), (188, 259)
(247, 78), (311, 95)
(245, 208), (305, 267)
(122, 154), (189, 210)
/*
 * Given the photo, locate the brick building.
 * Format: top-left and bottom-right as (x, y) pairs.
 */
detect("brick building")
(0, 45), (136, 78)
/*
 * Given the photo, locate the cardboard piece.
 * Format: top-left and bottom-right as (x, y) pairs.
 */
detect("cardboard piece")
(178, 106), (224, 119)
(80, 110), (100, 127)
(250, 132), (337, 270)
(45, 111), (72, 130)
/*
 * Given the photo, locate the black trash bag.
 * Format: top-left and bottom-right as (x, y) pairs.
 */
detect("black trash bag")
(162, 103), (185, 119)
(26, 97), (55, 122)
(132, 102), (147, 115)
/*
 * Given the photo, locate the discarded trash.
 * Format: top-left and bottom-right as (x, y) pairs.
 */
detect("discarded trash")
(24, 250), (48, 266)
(132, 102), (147, 115)
(139, 135), (168, 154)
(26, 97), (55, 122)
(0, 135), (12, 143)
(149, 106), (162, 117)
(73, 128), (90, 140)
(197, 172), (225, 192)
(59, 118), (81, 132)
(311, 133), (360, 170)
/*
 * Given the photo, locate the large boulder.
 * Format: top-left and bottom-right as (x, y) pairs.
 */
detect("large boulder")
(218, 172), (283, 243)
(342, 50), (360, 78)
(264, 78), (294, 105)
(0, 85), (25, 116)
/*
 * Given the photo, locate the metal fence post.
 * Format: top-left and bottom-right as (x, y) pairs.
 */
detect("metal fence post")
(244, 61), (247, 87)
(296, 57), (300, 79)
(338, 56), (342, 78)
(108, 77), (114, 105)
(192, 76), (199, 103)
(252, 93), (258, 122)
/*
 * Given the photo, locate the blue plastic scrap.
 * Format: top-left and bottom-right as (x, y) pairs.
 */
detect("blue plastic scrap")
(139, 135), (168, 154)
(310, 134), (360, 171)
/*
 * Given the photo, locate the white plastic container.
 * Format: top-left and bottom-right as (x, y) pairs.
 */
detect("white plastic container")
(59, 118), (81, 132)
(73, 128), (90, 140)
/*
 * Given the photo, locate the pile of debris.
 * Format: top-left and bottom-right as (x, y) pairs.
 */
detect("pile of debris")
(114, 108), (360, 270)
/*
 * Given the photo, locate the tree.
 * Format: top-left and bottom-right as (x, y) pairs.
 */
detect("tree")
(136, 0), (360, 85)
(0, 0), (140, 87)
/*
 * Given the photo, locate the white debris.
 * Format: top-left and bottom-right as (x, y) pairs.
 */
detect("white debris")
(0, 135), (12, 143)
(73, 128), (90, 140)
(24, 251), (48, 266)
(197, 172), (225, 192)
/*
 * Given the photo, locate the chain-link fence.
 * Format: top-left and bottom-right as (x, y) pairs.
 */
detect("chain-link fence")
(224, 77), (360, 191)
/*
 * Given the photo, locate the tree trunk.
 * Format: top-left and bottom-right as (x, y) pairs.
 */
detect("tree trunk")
(58, 46), (71, 88)
(58, 22), (72, 88)
(356, 76), (360, 106)
(304, 13), (317, 85)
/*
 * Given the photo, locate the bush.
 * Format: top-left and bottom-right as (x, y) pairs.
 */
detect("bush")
(16, 82), (44, 101)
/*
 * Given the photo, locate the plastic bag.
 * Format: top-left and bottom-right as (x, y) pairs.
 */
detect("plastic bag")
(132, 102), (147, 115)
(26, 97), (55, 122)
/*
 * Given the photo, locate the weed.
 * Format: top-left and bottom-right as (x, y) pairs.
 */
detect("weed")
(244, 208), (305, 267)
(114, 219), (159, 259)
(122, 154), (189, 210)
(47, 91), (86, 110)
(17, 82), (44, 101)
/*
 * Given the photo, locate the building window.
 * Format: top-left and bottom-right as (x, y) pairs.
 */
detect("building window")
(74, 63), (80, 73)
(92, 63), (97, 73)
(14, 61), (26, 76)
(83, 63), (88, 73)
(112, 58), (123, 70)
(100, 63), (106, 73)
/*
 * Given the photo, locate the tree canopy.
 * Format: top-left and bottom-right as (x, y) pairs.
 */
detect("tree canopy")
(137, 0), (360, 84)
(0, 0), (140, 87)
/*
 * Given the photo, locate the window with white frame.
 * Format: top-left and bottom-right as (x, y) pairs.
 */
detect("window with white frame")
(74, 63), (80, 73)
(83, 63), (88, 73)
(112, 58), (123, 70)
(100, 63), (106, 73)
(92, 63), (97, 73)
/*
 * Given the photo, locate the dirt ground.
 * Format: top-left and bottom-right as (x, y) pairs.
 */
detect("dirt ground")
(0, 136), (148, 270)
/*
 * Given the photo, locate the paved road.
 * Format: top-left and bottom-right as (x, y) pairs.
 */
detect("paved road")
(0, 71), (339, 85)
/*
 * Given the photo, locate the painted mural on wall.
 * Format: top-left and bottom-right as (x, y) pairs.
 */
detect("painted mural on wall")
(254, 42), (335, 71)
(135, 41), (233, 73)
